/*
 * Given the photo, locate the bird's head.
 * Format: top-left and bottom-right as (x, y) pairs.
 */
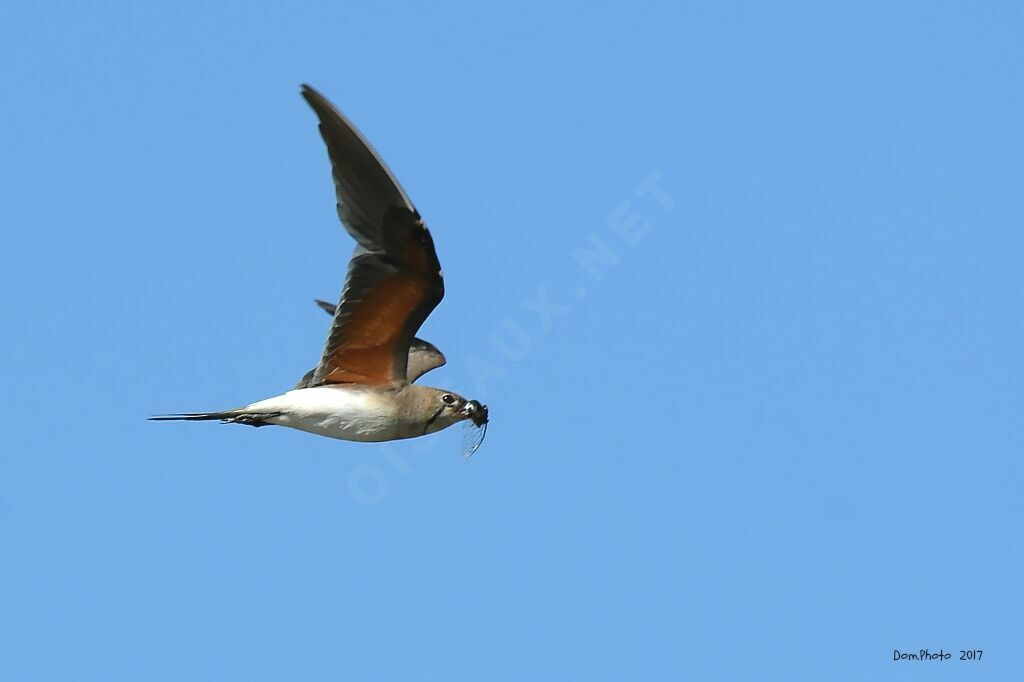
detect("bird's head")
(424, 389), (488, 429)
(415, 387), (489, 456)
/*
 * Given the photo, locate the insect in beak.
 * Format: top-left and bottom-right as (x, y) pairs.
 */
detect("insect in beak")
(458, 395), (485, 421)
(458, 400), (489, 458)
(459, 400), (489, 426)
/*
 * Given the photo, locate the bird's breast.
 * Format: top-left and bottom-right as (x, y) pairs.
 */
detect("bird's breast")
(248, 386), (402, 442)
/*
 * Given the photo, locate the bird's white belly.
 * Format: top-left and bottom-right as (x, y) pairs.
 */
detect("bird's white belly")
(245, 386), (400, 442)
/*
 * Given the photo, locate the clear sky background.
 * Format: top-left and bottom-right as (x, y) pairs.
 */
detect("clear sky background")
(2, 1), (1022, 680)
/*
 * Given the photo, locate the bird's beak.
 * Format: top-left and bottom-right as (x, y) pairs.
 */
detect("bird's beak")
(459, 400), (489, 427)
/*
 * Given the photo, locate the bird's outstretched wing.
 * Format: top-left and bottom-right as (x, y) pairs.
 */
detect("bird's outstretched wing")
(310, 300), (446, 383)
(301, 84), (444, 386)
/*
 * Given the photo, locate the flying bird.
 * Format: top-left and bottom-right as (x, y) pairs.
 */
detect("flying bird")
(152, 85), (489, 456)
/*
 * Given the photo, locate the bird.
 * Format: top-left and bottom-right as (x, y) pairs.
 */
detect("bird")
(151, 84), (489, 456)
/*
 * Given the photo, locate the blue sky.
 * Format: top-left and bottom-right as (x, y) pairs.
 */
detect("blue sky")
(2, 1), (1022, 679)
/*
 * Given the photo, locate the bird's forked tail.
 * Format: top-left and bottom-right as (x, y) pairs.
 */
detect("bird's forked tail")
(148, 411), (280, 427)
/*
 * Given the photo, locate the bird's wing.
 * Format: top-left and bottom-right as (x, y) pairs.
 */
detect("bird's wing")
(314, 299), (337, 315)
(405, 338), (447, 382)
(297, 302), (447, 386)
(302, 85), (444, 386)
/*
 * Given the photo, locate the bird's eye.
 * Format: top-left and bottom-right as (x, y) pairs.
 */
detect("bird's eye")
(442, 394), (456, 406)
